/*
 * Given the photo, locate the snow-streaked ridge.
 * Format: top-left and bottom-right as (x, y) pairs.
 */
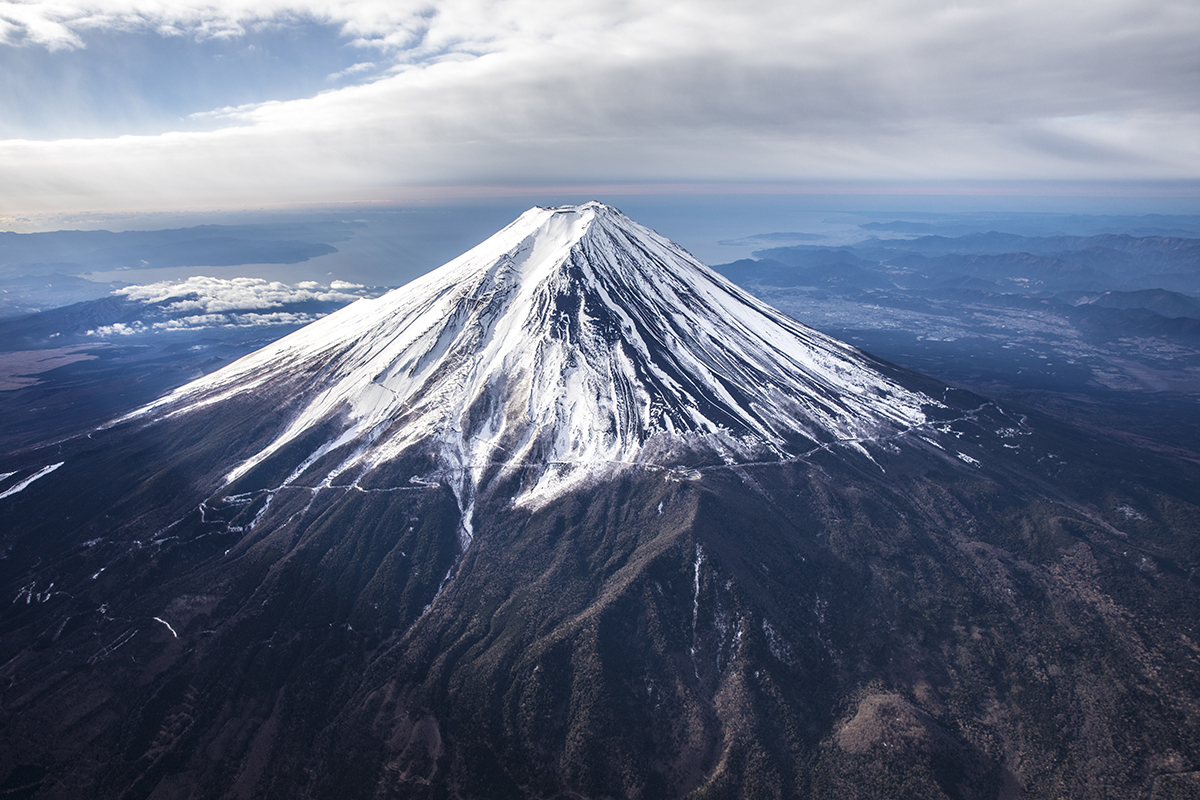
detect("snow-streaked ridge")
(120, 202), (937, 510)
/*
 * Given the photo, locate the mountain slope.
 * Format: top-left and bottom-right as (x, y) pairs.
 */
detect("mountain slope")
(121, 202), (932, 519)
(1, 204), (1199, 800)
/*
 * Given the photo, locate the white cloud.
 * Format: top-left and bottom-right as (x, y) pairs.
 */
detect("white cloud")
(2, 0), (1199, 212)
(83, 275), (366, 334)
(115, 275), (362, 310)
(326, 61), (376, 81)
(0, 1), (462, 54)
(87, 321), (145, 336)
(150, 311), (324, 329)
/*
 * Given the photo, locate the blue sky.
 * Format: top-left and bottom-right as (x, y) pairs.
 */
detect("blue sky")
(0, 22), (374, 138)
(1, 0), (1198, 217)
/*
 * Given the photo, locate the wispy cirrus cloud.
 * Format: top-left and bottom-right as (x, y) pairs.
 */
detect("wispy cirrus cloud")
(326, 61), (375, 81)
(0, 1), (481, 55)
(1, 0), (1198, 214)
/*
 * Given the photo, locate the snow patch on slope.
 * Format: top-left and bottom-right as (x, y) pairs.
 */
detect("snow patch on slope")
(0, 462), (64, 500)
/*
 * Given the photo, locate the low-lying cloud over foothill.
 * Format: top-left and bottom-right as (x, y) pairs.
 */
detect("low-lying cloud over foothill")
(85, 275), (370, 336)
(114, 275), (363, 313)
(1, 0), (1197, 213)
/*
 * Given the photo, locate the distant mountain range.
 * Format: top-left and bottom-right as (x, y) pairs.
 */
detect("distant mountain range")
(857, 212), (1200, 239)
(1061, 287), (1200, 319)
(746, 232), (1200, 295)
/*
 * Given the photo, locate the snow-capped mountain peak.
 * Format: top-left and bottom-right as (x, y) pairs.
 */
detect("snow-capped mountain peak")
(124, 202), (936, 513)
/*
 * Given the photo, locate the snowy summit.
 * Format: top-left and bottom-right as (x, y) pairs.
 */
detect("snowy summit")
(124, 202), (936, 519)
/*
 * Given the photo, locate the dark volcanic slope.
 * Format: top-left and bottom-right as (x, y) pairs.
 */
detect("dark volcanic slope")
(1, 205), (1199, 800)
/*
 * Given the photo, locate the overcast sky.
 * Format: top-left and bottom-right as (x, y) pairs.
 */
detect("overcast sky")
(1, 0), (1198, 216)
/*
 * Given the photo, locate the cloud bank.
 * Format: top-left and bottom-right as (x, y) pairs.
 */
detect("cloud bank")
(86, 275), (368, 335)
(2, 0), (1198, 213)
(115, 274), (362, 310)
